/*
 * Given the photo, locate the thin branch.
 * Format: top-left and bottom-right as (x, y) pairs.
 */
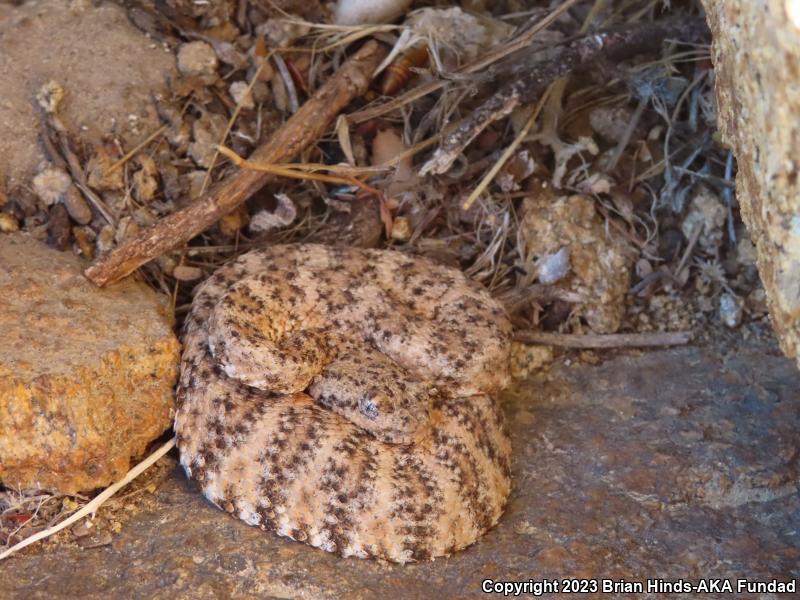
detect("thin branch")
(85, 40), (388, 287)
(514, 330), (693, 348)
(105, 125), (168, 175)
(421, 18), (710, 176)
(0, 437), (176, 562)
(347, 0), (582, 125)
(462, 88), (551, 210)
(216, 145), (385, 197)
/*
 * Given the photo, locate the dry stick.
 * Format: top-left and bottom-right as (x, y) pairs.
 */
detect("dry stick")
(216, 145), (388, 178)
(216, 145), (364, 187)
(199, 60), (269, 198)
(421, 18), (709, 176)
(105, 125), (168, 175)
(0, 437), (176, 562)
(514, 330), (693, 348)
(42, 115), (116, 225)
(461, 88), (551, 211)
(85, 40), (388, 287)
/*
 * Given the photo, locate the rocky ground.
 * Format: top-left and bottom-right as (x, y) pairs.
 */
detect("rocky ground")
(1, 1), (799, 597)
(2, 340), (798, 599)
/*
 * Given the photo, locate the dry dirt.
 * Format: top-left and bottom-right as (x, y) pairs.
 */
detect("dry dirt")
(0, 0), (174, 188)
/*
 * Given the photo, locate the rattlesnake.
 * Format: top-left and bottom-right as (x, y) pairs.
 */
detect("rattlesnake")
(175, 244), (513, 562)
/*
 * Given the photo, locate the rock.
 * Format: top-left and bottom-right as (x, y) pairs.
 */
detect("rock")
(188, 113), (228, 168)
(228, 81), (255, 110)
(0, 0), (175, 188)
(177, 41), (219, 77)
(172, 265), (204, 282)
(32, 167), (92, 225)
(389, 216), (412, 241)
(248, 193), (296, 235)
(520, 183), (632, 332)
(307, 195), (384, 249)
(702, 0), (800, 367)
(334, 0), (412, 25)
(32, 168), (71, 207)
(0, 234), (180, 493)
(719, 292), (744, 328)
(0, 213), (18, 232)
(1, 343), (798, 597)
(509, 342), (553, 379)
(680, 185), (727, 252)
(589, 104), (643, 143)
(536, 246), (571, 285)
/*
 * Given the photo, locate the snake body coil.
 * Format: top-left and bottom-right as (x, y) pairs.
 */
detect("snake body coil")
(175, 244), (512, 562)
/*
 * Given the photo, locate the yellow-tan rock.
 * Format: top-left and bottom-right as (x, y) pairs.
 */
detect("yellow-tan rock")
(0, 234), (180, 493)
(520, 183), (632, 333)
(702, 0), (800, 365)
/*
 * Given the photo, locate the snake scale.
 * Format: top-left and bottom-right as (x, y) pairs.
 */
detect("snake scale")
(175, 244), (513, 562)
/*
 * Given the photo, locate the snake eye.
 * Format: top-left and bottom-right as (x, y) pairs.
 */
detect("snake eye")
(360, 397), (379, 419)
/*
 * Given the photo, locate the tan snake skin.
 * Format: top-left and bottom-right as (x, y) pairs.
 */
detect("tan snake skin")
(175, 244), (513, 562)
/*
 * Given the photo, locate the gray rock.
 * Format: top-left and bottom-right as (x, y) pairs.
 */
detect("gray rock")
(703, 0), (800, 368)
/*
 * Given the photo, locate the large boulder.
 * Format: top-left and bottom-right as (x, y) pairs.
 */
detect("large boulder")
(0, 234), (180, 493)
(702, 1), (800, 366)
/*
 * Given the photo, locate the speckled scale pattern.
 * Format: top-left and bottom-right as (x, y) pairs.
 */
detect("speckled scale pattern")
(175, 244), (513, 563)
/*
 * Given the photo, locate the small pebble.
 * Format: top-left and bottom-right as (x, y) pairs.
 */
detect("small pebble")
(173, 265), (204, 282)
(719, 292), (743, 328)
(96, 224), (115, 255)
(77, 530), (113, 549)
(0, 212), (19, 232)
(536, 247), (571, 285)
(177, 41), (218, 77)
(33, 167), (71, 206)
(229, 81), (255, 109)
(390, 216), (412, 242)
(63, 185), (92, 225)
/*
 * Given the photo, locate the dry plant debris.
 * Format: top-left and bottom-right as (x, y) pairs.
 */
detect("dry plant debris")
(0, 0), (776, 556)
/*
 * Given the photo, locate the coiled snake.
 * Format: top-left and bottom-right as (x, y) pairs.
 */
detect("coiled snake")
(175, 244), (512, 562)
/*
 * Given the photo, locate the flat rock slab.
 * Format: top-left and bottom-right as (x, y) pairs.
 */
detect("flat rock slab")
(3, 344), (798, 598)
(0, 233), (180, 493)
(0, 0), (175, 188)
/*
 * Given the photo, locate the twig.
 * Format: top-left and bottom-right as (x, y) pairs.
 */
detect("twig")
(41, 114), (116, 225)
(216, 145), (383, 195)
(347, 0), (582, 125)
(105, 125), (168, 175)
(0, 437), (175, 562)
(85, 41), (388, 287)
(272, 53), (300, 114)
(462, 87), (551, 210)
(722, 150), (737, 243)
(217, 145), (387, 177)
(603, 95), (647, 173)
(497, 284), (586, 314)
(514, 330), (693, 348)
(200, 60), (269, 197)
(674, 222), (702, 279)
(421, 18), (709, 175)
